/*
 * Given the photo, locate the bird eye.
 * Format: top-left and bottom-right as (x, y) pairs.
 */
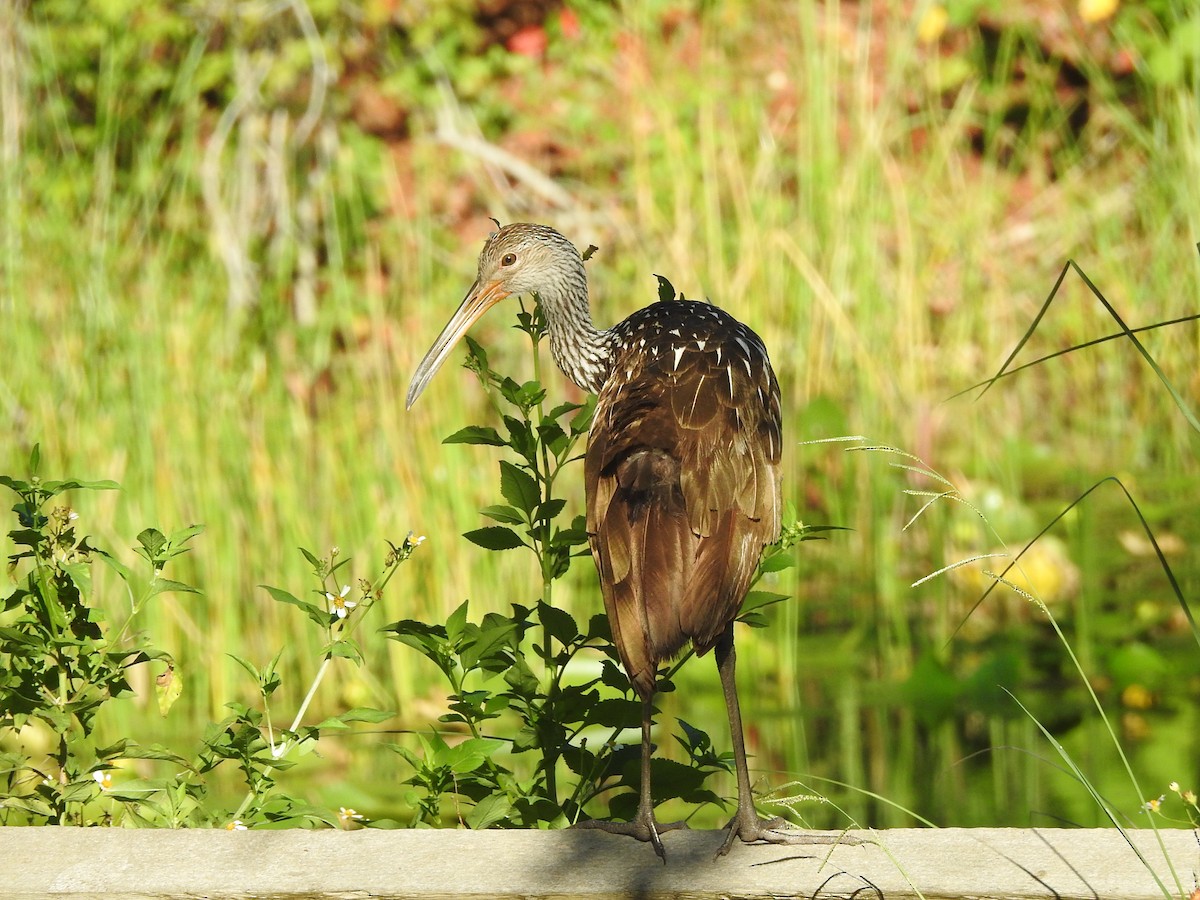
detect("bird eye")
(501, 253), (517, 267)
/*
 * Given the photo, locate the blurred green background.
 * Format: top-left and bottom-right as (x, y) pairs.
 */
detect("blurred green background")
(1, 0), (1198, 829)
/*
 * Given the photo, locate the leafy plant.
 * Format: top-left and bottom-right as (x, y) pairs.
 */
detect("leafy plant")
(386, 301), (836, 830)
(0, 445), (423, 828)
(0, 445), (198, 824)
(202, 538), (421, 829)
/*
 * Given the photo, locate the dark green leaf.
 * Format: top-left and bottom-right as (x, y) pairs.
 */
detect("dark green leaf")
(546, 401), (582, 421)
(585, 697), (642, 729)
(136, 528), (167, 559)
(0, 475), (29, 493)
(537, 601), (579, 646)
(502, 416), (536, 461)
(570, 396), (597, 435)
(654, 274), (676, 303)
(444, 425), (507, 447)
(464, 527), (526, 551)
(460, 617), (519, 671)
(534, 499), (566, 522)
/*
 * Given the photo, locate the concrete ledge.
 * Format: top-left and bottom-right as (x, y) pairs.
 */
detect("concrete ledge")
(1, 826), (1196, 899)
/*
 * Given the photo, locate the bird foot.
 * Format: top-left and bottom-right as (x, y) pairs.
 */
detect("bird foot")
(716, 809), (860, 858)
(574, 815), (689, 863)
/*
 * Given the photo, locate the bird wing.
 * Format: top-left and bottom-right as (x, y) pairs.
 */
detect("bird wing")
(586, 304), (782, 697)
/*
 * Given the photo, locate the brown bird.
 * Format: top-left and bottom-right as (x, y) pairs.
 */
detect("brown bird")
(408, 223), (826, 860)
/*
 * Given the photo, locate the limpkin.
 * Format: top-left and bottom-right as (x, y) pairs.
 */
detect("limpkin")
(407, 223), (825, 860)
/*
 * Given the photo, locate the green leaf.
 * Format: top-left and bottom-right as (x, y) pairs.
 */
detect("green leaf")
(570, 396), (597, 435)
(467, 794), (512, 829)
(546, 401), (582, 421)
(0, 475), (30, 493)
(443, 737), (505, 773)
(155, 665), (183, 717)
(112, 741), (191, 766)
(61, 561), (92, 597)
(502, 416), (536, 460)
(586, 697), (642, 729)
(758, 551), (795, 574)
(227, 653), (260, 683)
(299, 547), (324, 570)
(41, 478), (120, 496)
(464, 527), (526, 551)
(500, 461), (540, 516)
(147, 577), (202, 598)
(537, 601), (579, 646)
(169, 523), (206, 545)
(444, 425), (506, 447)
(738, 590), (790, 628)
(2, 795), (53, 818)
(327, 638), (364, 664)
(534, 499), (566, 522)
(382, 619), (451, 663)
(136, 528), (167, 559)
(479, 504), (524, 525)
(464, 335), (490, 371)
(339, 707), (395, 724)
(446, 600), (469, 645)
(654, 274), (676, 303)
(260, 585), (327, 627)
(92, 548), (134, 583)
(460, 616), (518, 671)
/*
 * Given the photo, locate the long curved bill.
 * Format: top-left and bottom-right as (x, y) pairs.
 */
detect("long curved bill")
(406, 278), (511, 409)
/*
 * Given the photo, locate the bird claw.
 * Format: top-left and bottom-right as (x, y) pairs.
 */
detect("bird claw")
(574, 815), (689, 863)
(716, 810), (860, 858)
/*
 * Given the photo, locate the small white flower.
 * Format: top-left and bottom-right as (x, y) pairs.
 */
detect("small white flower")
(68, 511), (79, 521)
(92, 770), (113, 791)
(326, 585), (356, 619)
(226, 819), (248, 831)
(337, 806), (364, 828)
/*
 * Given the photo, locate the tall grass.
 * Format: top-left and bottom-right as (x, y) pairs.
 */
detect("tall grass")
(1, 2), (1197, 824)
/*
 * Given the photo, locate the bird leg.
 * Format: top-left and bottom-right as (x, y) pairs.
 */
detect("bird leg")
(573, 694), (688, 862)
(714, 624), (850, 857)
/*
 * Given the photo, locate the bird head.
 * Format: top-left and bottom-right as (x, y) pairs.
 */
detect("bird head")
(406, 223), (585, 409)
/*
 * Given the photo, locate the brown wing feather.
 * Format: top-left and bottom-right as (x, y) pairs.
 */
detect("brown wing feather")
(585, 302), (782, 698)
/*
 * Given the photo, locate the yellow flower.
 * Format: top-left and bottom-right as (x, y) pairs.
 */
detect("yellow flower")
(1079, 0), (1118, 23)
(918, 5), (948, 44)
